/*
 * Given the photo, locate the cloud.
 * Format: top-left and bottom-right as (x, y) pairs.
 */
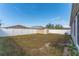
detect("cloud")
(52, 17), (62, 21)
(48, 17), (70, 28)
(48, 17), (62, 23)
(63, 25), (70, 28)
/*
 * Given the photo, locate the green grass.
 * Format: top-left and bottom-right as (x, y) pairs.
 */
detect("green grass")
(68, 38), (79, 56)
(0, 34), (70, 56)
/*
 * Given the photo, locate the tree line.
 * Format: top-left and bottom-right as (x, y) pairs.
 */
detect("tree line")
(46, 23), (64, 29)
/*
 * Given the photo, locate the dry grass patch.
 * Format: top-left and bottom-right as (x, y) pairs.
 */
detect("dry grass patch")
(0, 34), (70, 56)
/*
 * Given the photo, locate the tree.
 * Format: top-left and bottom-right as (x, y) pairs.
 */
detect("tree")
(55, 24), (63, 29)
(46, 23), (54, 29)
(46, 23), (64, 29)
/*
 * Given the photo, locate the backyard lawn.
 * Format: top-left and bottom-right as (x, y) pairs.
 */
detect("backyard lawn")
(0, 34), (70, 56)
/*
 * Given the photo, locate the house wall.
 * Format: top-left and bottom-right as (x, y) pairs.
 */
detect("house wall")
(70, 3), (79, 50)
(71, 17), (77, 46)
(71, 15), (79, 50)
(70, 4), (79, 25)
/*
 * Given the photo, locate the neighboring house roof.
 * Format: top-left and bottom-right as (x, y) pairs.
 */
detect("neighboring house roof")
(30, 26), (45, 29)
(70, 3), (79, 26)
(4, 25), (45, 29)
(4, 25), (30, 29)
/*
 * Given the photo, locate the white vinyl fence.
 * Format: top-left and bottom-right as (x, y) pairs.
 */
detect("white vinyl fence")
(0, 28), (37, 37)
(48, 29), (70, 35)
(0, 28), (70, 37)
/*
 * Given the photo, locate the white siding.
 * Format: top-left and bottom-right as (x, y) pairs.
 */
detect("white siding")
(76, 13), (79, 50)
(71, 20), (75, 43)
(71, 15), (79, 50)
